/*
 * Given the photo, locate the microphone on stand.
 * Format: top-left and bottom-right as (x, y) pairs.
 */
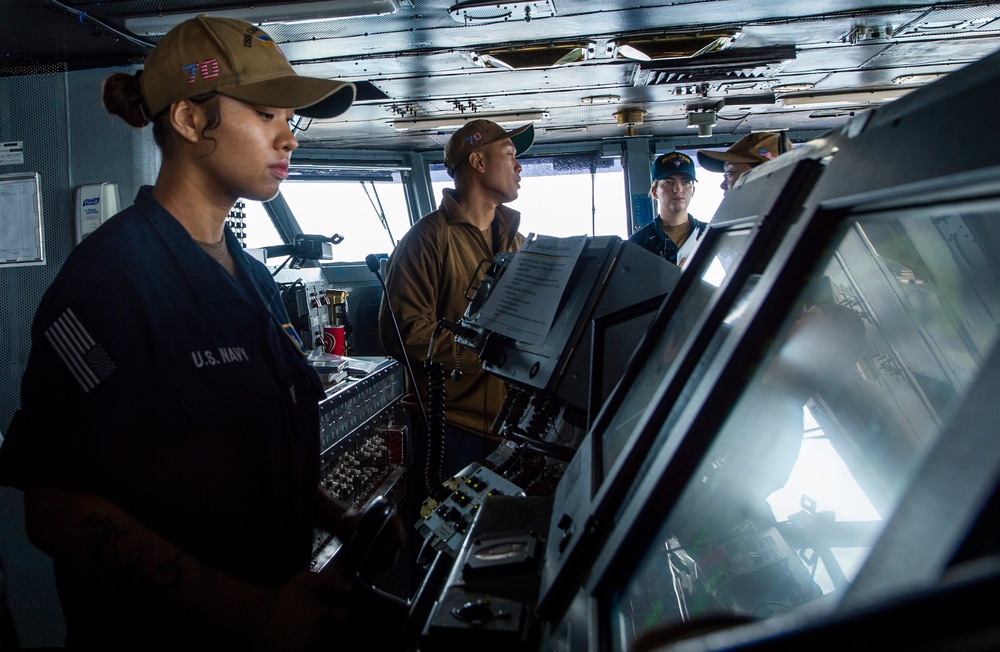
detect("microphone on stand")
(367, 253), (430, 428)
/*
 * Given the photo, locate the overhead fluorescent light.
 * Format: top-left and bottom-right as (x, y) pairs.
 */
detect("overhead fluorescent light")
(125, 0), (400, 36)
(392, 111), (549, 131)
(771, 82), (815, 92)
(892, 73), (947, 85)
(781, 86), (914, 108)
(544, 125), (589, 134)
(809, 110), (855, 119)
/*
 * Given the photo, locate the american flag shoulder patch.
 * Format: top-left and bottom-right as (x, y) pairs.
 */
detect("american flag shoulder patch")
(43, 309), (117, 393)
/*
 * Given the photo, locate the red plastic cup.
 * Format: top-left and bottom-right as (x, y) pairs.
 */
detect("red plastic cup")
(321, 325), (345, 355)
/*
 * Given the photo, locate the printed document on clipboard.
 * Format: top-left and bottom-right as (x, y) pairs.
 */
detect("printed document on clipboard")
(473, 234), (588, 346)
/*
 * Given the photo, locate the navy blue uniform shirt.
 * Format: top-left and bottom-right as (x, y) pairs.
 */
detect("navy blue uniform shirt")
(0, 187), (325, 648)
(628, 214), (707, 265)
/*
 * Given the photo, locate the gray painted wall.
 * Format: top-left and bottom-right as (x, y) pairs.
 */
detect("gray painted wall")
(68, 66), (160, 206)
(0, 64), (158, 647)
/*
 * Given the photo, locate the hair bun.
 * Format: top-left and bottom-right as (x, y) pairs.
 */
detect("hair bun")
(102, 71), (150, 128)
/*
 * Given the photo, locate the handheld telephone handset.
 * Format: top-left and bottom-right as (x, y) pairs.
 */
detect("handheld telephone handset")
(324, 495), (398, 581)
(322, 496), (410, 646)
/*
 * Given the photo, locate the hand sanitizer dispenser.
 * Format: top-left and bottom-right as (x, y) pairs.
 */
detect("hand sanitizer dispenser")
(75, 182), (120, 242)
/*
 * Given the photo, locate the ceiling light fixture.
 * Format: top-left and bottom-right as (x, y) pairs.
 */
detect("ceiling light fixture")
(686, 110), (717, 137)
(448, 0), (556, 25)
(615, 109), (645, 137)
(124, 0), (400, 36)
(392, 111), (549, 131)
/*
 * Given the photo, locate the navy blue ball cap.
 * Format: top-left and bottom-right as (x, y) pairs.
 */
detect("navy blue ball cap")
(652, 151), (697, 182)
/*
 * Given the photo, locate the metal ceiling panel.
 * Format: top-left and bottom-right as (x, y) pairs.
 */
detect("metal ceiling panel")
(374, 62), (636, 102)
(293, 51), (480, 88)
(813, 64), (971, 90)
(779, 43), (888, 73)
(731, 13), (927, 49)
(865, 37), (1000, 68)
(893, 3), (1000, 36)
(5, 0), (1000, 152)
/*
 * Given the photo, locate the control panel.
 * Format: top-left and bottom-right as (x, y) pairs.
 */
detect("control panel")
(279, 277), (347, 353)
(416, 462), (525, 556)
(311, 358), (407, 570)
(317, 358), (405, 453)
(321, 424), (405, 506)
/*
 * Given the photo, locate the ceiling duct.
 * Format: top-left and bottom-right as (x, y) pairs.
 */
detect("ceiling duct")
(638, 45), (796, 86)
(685, 93), (777, 113)
(683, 92), (776, 135)
(721, 92), (777, 106)
(646, 68), (770, 86)
(639, 45), (796, 70)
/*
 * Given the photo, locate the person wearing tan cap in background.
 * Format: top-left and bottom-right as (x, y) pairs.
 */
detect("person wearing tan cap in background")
(698, 132), (794, 193)
(0, 16), (404, 651)
(379, 119), (533, 504)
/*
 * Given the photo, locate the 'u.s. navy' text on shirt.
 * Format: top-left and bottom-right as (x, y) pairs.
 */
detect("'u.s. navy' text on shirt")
(192, 347), (249, 367)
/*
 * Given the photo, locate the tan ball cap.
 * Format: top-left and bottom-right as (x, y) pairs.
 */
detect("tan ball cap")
(140, 15), (355, 119)
(443, 119), (534, 176)
(697, 132), (793, 173)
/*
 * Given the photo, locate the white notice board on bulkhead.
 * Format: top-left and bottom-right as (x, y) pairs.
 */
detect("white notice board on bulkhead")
(0, 172), (45, 267)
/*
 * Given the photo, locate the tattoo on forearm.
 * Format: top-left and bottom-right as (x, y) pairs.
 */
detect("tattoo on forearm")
(79, 514), (184, 592)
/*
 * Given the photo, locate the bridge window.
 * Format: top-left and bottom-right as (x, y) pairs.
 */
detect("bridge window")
(239, 199), (282, 250)
(430, 153), (627, 238)
(240, 173), (412, 262)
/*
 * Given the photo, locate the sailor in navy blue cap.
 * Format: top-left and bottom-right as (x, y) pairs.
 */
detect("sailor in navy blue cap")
(628, 151), (707, 268)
